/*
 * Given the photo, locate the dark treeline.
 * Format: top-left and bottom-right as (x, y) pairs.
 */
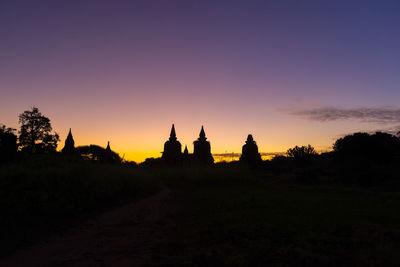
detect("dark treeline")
(0, 107), (121, 164)
(2, 107), (400, 184)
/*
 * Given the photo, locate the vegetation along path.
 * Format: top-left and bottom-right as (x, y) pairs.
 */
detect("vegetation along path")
(0, 187), (177, 267)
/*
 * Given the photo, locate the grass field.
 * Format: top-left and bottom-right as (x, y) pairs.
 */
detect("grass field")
(152, 167), (400, 266)
(0, 156), (161, 257)
(2, 159), (400, 265)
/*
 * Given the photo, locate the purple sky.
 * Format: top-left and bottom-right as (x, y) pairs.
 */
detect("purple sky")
(1, 0), (400, 162)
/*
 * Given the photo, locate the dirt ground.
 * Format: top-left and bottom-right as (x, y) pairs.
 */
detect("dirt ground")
(0, 188), (177, 267)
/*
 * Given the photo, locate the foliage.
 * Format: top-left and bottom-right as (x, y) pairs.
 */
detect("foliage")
(18, 107), (59, 153)
(0, 124), (16, 134)
(286, 144), (317, 159)
(0, 124), (17, 162)
(333, 132), (400, 162)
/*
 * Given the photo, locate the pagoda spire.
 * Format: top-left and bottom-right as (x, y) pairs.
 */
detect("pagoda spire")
(169, 124), (177, 141)
(162, 124), (182, 164)
(103, 141), (116, 164)
(66, 128), (74, 143)
(62, 128), (75, 154)
(199, 125), (206, 140)
(184, 145), (189, 155)
(193, 125), (213, 164)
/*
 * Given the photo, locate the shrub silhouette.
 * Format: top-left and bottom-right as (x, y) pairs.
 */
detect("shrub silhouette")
(18, 107), (59, 153)
(287, 145), (317, 160)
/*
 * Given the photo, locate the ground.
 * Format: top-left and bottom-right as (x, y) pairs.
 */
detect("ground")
(1, 188), (176, 267)
(2, 166), (400, 266)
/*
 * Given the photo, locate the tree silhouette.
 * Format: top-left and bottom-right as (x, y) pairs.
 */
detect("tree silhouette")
(18, 107), (59, 153)
(333, 132), (400, 162)
(0, 124), (17, 162)
(287, 145), (317, 160)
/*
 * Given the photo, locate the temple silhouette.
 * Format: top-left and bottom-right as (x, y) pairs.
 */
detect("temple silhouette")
(161, 124), (182, 164)
(193, 126), (214, 164)
(161, 125), (214, 165)
(240, 134), (261, 164)
(61, 128), (75, 154)
(103, 141), (117, 163)
(60, 125), (264, 166)
(61, 129), (120, 163)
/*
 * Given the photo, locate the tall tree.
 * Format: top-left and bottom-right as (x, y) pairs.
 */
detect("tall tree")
(18, 107), (59, 153)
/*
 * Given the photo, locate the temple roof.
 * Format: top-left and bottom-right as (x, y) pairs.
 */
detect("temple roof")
(246, 134), (254, 144)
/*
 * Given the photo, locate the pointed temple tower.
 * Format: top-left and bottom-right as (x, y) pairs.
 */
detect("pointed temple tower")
(193, 126), (214, 164)
(182, 144), (190, 162)
(240, 134), (261, 164)
(62, 128), (75, 154)
(103, 141), (115, 163)
(162, 124), (182, 163)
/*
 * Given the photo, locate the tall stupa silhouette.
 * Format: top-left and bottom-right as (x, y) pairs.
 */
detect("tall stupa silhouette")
(193, 126), (214, 164)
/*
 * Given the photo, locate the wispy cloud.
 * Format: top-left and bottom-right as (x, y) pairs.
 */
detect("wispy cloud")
(213, 152), (285, 157)
(292, 107), (400, 124)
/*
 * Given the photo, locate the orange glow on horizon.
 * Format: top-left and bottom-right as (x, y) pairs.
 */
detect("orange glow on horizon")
(56, 129), (333, 163)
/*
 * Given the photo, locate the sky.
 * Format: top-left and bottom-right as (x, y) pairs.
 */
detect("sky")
(1, 0), (400, 162)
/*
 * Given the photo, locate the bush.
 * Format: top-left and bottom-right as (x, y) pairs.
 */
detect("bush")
(287, 145), (317, 160)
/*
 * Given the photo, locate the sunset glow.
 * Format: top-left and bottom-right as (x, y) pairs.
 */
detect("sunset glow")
(1, 1), (399, 162)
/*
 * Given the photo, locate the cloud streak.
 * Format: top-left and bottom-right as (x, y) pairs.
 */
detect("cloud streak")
(213, 152), (285, 157)
(293, 107), (400, 124)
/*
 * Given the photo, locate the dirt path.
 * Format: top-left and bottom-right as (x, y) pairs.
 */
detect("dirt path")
(1, 188), (177, 267)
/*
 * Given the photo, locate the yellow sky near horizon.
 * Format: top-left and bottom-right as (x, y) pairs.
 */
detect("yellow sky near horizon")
(3, 103), (385, 164)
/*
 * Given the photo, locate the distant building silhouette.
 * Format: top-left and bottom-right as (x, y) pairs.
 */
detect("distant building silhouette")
(106, 141), (111, 151)
(62, 128), (75, 154)
(76, 143), (119, 162)
(240, 134), (261, 164)
(162, 124), (182, 164)
(193, 126), (214, 164)
(182, 144), (191, 164)
(103, 141), (116, 163)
